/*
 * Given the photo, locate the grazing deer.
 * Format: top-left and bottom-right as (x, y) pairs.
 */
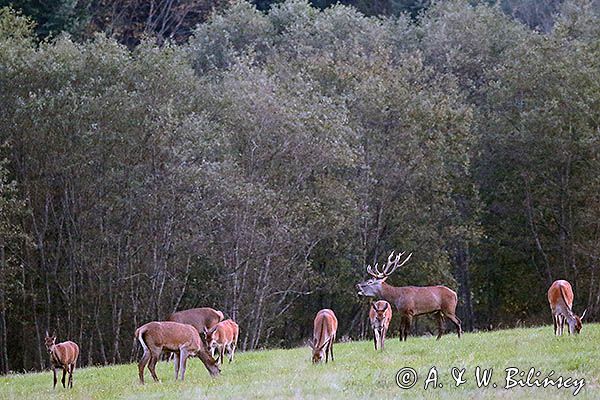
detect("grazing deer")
(369, 300), (392, 350)
(309, 309), (338, 363)
(203, 319), (239, 365)
(547, 279), (586, 335)
(135, 321), (219, 384)
(168, 307), (224, 336)
(44, 332), (79, 389)
(356, 251), (461, 341)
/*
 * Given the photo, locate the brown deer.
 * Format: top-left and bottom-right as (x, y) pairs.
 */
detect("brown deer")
(203, 319), (239, 365)
(135, 321), (220, 384)
(44, 332), (79, 389)
(309, 309), (338, 364)
(356, 251), (461, 341)
(369, 300), (392, 350)
(168, 307), (224, 336)
(547, 279), (586, 335)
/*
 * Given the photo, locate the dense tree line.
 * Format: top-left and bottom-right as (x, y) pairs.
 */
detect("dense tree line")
(3, 0), (591, 46)
(0, 0), (599, 372)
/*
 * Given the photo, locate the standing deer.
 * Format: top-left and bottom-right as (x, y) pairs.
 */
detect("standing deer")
(356, 251), (461, 341)
(168, 307), (224, 337)
(309, 309), (338, 364)
(369, 300), (392, 350)
(135, 321), (220, 384)
(44, 332), (79, 389)
(547, 280), (586, 335)
(203, 319), (239, 365)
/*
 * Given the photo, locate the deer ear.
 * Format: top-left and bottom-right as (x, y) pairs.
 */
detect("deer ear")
(382, 302), (388, 311)
(307, 339), (314, 349)
(581, 309), (588, 320)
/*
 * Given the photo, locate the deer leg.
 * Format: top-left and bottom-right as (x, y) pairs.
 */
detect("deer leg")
(52, 367), (57, 389)
(557, 314), (564, 336)
(374, 328), (380, 350)
(381, 328), (386, 350)
(173, 352), (180, 380)
(230, 343), (236, 363)
(61, 367), (67, 388)
(445, 313), (462, 338)
(232, 333), (238, 363)
(227, 343), (233, 363)
(219, 346), (225, 366)
(68, 363), (74, 388)
(436, 312), (445, 340)
(138, 350), (151, 384)
(404, 314), (413, 341)
(179, 349), (188, 381)
(399, 318), (405, 341)
(148, 351), (161, 382)
(331, 335), (335, 361)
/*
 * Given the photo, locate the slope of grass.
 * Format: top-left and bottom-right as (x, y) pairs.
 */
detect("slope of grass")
(1, 324), (598, 399)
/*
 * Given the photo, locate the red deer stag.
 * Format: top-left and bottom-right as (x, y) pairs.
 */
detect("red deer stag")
(44, 332), (79, 389)
(356, 251), (461, 341)
(203, 319), (239, 365)
(168, 307), (224, 336)
(369, 300), (392, 350)
(309, 309), (338, 363)
(135, 321), (220, 384)
(547, 280), (586, 335)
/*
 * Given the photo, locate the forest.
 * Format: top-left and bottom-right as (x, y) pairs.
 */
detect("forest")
(0, 0), (599, 373)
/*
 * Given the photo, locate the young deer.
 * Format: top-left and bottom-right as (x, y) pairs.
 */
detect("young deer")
(356, 251), (461, 341)
(168, 307), (224, 336)
(135, 321), (219, 384)
(203, 319), (239, 365)
(309, 309), (338, 364)
(44, 332), (79, 389)
(548, 280), (586, 335)
(369, 300), (392, 350)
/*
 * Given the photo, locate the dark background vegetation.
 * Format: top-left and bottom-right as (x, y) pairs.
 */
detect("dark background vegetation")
(1, 0), (599, 372)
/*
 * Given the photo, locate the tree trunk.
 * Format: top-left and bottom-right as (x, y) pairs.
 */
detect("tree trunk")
(0, 245), (8, 374)
(454, 242), (474, 331)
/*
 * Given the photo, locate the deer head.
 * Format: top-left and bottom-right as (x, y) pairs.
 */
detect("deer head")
(356, 251), (412, 297)
(567, 308), (587, 334)
(44, 331), (56, 353)
(202, 326), (219, 351)
(308, 338), (329, 364)
(372, 301), (389, 321)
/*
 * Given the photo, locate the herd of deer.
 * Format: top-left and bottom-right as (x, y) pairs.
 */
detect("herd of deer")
(44, 250), (587, 389)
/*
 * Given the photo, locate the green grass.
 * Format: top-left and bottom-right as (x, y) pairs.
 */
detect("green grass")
(1, 324), (598, 399)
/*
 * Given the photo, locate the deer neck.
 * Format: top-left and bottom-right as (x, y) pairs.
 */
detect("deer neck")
(378, 281), (398, 304)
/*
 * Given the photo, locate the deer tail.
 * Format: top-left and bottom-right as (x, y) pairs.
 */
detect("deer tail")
(135, 327), (149, 353)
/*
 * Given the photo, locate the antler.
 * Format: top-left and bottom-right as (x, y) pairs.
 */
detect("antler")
(366, 250), (412, 279)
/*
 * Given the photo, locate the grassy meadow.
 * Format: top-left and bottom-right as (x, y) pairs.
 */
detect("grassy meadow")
(0, 324), (598, 400)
